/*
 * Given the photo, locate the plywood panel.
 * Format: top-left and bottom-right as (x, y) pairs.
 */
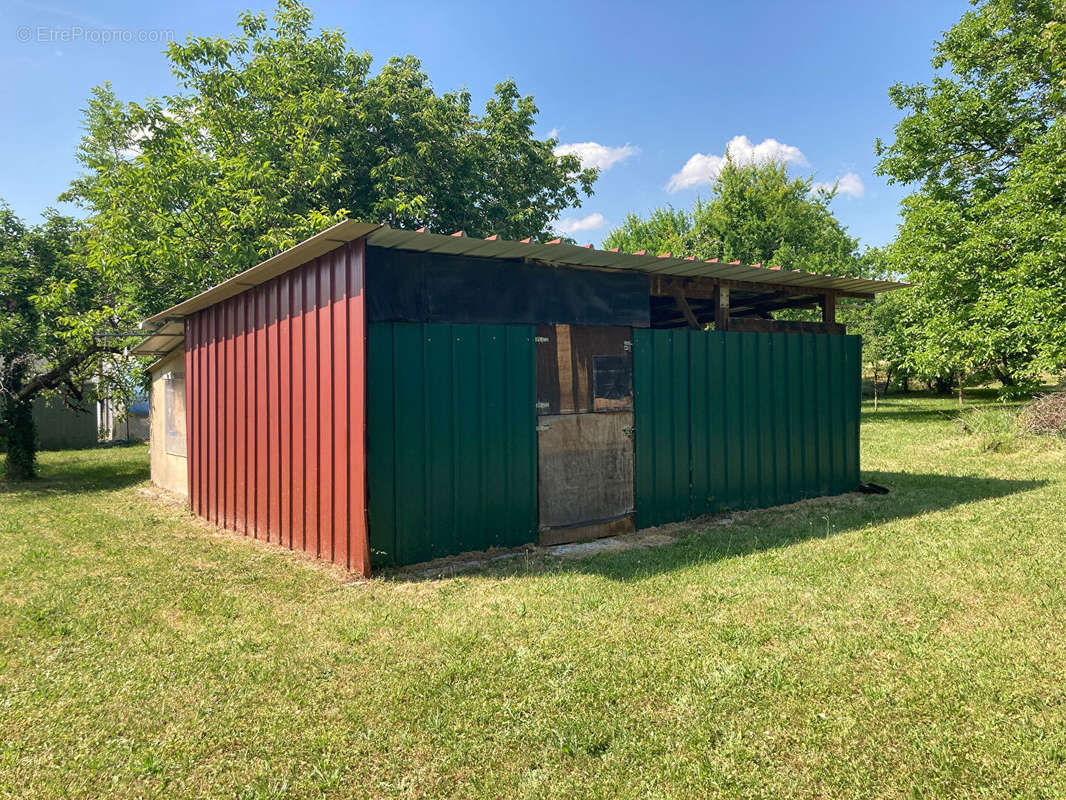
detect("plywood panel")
(537, 412), (635, 530)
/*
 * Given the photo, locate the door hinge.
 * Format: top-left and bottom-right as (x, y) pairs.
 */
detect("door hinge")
(622, 425), (635, 439)
(623, 340), (633, 352)
(534, 336), (550, 344)
(536, 423), (552, 432)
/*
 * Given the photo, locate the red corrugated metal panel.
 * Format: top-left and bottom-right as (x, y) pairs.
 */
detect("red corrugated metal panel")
(234, 300), (247, 535)
(278, 274), (292, 550)
(224, 302), (236, 531)
(291, 276), (306, 552)
(183, 239), (370, 575)
(317, 261), (332, 559)
(254, 290), (268, 539)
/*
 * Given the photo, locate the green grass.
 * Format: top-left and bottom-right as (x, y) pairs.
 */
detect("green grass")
(2, 393), (1066, 799)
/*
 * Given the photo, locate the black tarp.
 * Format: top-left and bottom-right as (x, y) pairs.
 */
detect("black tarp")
(366, 246), (650, 327)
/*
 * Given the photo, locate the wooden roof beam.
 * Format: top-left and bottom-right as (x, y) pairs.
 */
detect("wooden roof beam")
(651, 274), (873, 301)
(731, 296), (821, 316)
(671, 284), (702, 329)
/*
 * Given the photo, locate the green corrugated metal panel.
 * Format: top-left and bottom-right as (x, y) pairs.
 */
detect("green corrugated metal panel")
(634, 329), (862, 528)
(633, 330), (690, 528)
(366, 322), (537, 567)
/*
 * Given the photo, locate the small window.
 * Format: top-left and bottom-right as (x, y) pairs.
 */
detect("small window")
(164, 372), (187, 457)
(592, 355), (633, 411)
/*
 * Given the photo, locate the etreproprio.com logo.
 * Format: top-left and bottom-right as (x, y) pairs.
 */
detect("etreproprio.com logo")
(16, 25), (175, 44)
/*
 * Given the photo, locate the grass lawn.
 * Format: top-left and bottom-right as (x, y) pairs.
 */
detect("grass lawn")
(2, 393), (1065, 799)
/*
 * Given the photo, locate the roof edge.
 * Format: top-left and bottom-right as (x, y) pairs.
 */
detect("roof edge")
(140, 218), (909, 328)
(141, 219), (381, 328)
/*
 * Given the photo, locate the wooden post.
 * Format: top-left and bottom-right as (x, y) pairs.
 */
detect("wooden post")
(821, 291), (836, 325)
(714, 284), (730, 331)
(556, 324), (574, 413)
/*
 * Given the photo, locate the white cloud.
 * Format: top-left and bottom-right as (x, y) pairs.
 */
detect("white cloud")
(553, 141), (639, 171)
(556, 212), (606, 235)
(812, 171), (865, 199)
(666, 135), (809, 193)
(667, 153), (728, 193)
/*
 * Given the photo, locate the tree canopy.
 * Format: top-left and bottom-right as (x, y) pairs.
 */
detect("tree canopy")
(877, 0), (1066, 388)
(604, 161), (863, 276)
(0, 204), (132, 478)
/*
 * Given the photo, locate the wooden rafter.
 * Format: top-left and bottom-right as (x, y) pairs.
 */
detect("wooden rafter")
(671, 286), (702, 329)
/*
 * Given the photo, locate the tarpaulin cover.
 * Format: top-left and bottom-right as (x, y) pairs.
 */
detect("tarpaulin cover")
(366, 246), (651, 327)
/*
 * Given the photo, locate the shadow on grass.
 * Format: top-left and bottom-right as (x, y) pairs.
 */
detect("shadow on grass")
(861, 394), (1028, 424)
(0, 455), (149, 496)
(566, 470), (1045, 582)
(379, 469), (1046, 583)
(861, 407), (964, 423)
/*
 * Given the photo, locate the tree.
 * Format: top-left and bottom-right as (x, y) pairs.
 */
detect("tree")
(0, 204), (130, 480)
(876, 0), (1066, 391)
(64, 0), (597, 317)
(602, 206), (692, 259)
(604, 160), (863, 276)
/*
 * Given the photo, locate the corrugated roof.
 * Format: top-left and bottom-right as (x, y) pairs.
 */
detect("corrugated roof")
(141, 218), (907, 329)
(130, 319), (185, 356)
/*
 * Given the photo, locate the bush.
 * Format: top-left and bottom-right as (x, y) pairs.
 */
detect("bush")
(1019, 392), (1066, 437)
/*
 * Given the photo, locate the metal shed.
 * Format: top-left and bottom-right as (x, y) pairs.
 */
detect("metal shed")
(135, 220), (904, 576)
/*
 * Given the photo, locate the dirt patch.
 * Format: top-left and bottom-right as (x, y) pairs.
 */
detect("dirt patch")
(390, 515), (738, 579)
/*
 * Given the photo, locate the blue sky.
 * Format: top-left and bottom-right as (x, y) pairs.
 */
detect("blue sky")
(3, 0), (967, 249)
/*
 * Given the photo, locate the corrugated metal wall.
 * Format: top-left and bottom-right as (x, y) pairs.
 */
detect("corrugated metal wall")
(366, 322), (538, 566)
(633, 329), (861, 528)
(184, 239), (370, 575)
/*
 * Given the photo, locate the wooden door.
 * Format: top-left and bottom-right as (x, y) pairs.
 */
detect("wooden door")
(536, 324), (635, 545)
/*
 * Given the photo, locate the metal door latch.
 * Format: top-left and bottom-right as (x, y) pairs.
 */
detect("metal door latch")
(623, 340), (633, 352)
(536, 423), (552, 432)
(534, 336), (551, 344)
(622, 425), (635, 439)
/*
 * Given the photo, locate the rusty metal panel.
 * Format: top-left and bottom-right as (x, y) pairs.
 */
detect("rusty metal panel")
(366, 322), (537, 567)
(183, 239), (370, 575)
(634, 329), (862, 528)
